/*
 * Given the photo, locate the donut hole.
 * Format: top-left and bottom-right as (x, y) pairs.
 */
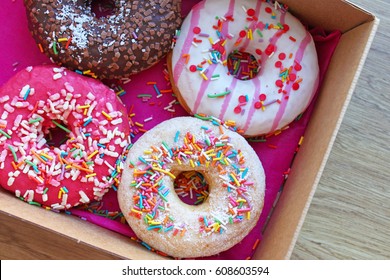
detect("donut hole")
(227, 50), (260, 81)
(44, 120), (70, 147)
(91, 0), (117, 18)
(173, 171), (210, 206)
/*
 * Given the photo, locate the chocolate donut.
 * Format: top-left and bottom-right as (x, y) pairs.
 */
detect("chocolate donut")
(23, 0), (182, 79)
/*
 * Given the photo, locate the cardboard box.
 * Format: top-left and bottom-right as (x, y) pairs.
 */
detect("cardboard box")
(0, 0), (378, 259)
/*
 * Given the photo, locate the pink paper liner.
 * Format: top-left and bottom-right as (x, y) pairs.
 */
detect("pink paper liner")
(0, 0), (341, 259)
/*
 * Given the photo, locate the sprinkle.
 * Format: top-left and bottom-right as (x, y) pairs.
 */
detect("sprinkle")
(144, 116), (153, 123)
(8, 145), (18, 162)
(65, 37), (72, 49)
(200, 72), (208, 80)
(207, 90), (231, 98)
(0, 129), (11, 139)
(152, 167), (176, 179)
(87, 150), (99, 160)
(86, 173), (97, 178)
(174, 131), (180, 143)
(53, 41), (58, 55)
(52, 120), (71, 134)
(101, 111), (112, 121)
(38, 44), (44, 53)
(52, 73), (62, 80)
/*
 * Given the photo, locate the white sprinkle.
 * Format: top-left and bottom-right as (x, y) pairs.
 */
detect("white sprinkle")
(4, 103), (14, 113)
(53, 73), (62, 80)
(0, 95), (10, 103)
(144, 116), (153, 122)
(61, 193), (68, 206)
(106, 102), (114, 112)
(79, 190), (90, 203)
(19, 85), (30, 99)
(49, 93), (61, 101)
(7, 177), (15, 186)
(53, 67), (64, 73)
(64, 82), (74, 93)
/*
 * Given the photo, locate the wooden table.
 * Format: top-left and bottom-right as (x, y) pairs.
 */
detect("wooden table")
(291, 0), (390, 259)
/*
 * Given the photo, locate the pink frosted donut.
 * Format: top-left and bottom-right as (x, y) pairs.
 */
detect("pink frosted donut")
(0, 65), (131, 210)
(169, 0), (319, 136)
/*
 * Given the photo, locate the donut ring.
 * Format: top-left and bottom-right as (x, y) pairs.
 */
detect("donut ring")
(0, 65), (131, 210)
(24, 0), (182, 79)
(118, 117), (265, 258)
(168, 0), (319, 136)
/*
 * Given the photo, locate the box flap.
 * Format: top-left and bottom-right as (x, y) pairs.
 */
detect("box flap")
(284, 0), (375, 33)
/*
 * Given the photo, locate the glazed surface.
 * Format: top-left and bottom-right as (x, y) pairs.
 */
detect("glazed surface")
(0, 65), (131, 209)
(170, 0), (319, 136)
(118, 117), (265, 258)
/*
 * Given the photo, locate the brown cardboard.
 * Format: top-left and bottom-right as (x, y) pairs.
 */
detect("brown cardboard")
(0, 0), (379, 259)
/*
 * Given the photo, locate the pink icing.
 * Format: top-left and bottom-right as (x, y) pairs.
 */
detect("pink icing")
(173, 1), (206, 83)
(219, 77), (238, 119)
(271, 30), (313, 131)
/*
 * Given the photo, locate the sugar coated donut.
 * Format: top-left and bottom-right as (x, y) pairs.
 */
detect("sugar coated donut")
(24, 0), (182, 79)
(0, 65), (131, 210)
(118, 117), (265, 258)
(168, 0), (319, 136)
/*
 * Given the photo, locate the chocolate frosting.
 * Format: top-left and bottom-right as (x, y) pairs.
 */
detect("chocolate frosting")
(24, 0), (182, 79)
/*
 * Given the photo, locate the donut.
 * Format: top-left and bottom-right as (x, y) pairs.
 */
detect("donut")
(0, 65), (131, 210)
(118, 117), (265, 258)
(168, 0), (319, 136)
(23, 0), (182, 79)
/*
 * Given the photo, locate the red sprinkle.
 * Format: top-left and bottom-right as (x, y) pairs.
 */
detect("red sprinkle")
(189, 65), (197, 72)
(275, 61), (282, 68)
(238, 95), (247, 103)
(289, 36), (297, 42)
(278, 53), (286, 60)
(292, 83), (300, 90)
(247, 8), (256, 17)
(255, 49), (262, 55)
(259, 94), (267, 101)
(265, 7), (272, 14)
(294, 63), (302, 71)
(239, 30), (247, 38)
(193, 27), (201, 34)
(254, 102), (262, 109)
(234, 106), (242, 114)
(265, 44), (275, 56)
(275, 80), (283, 88)
(289, 73), (297, 81)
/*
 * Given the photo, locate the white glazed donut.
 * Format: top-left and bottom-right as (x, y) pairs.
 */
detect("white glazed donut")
(168, 0), (319, 136)
(118, 117), (265, 258)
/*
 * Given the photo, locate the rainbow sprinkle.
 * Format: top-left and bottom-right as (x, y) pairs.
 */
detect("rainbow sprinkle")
(128, 124), (254, 236)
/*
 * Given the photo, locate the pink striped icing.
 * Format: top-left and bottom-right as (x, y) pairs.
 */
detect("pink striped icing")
(173, 1), (206, 83)
(193, 0), (236, 113)
(243, 11), (287, 131)
(271, 30), (313, 132)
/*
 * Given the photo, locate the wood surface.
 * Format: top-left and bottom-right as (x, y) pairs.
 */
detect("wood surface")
(291, 0), (390, 259)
